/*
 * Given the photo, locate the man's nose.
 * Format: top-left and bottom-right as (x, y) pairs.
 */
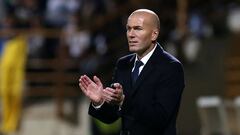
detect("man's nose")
(127, 29), (135, 37)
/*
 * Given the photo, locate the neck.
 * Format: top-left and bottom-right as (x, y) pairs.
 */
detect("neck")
(137, 43), (156, 59)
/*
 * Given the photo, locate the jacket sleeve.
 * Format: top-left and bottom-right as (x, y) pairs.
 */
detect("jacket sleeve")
(88, 103), (120, 124)
(88, 60), (121, 124)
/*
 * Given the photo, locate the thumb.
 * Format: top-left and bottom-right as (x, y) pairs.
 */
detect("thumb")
(114, 83), (122, 89)
(93, 76), (103, 87)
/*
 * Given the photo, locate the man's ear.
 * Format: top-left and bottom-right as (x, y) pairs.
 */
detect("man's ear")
(152, 30), (159, 41)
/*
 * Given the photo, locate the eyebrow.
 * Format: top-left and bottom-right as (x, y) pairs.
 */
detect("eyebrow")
(126, 25), (143, 29)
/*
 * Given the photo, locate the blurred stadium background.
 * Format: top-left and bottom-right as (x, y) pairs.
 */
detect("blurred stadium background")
(0, 0), (240, 135)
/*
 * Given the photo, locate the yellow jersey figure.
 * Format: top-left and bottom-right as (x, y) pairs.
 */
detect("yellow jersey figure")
(0, 35), (27, 134)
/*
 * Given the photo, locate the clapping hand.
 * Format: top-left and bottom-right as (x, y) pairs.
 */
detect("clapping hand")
(103, 83), (125, 105)
(79, 75), (104, 106)
(79, 75), (124, 106)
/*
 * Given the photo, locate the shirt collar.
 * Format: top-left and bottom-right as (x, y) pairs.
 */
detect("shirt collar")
(134, 44), (157, 65)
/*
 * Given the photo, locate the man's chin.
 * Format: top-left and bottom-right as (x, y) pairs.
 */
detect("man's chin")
(129, 47), (137, 53)
(129, 49), (136, 53)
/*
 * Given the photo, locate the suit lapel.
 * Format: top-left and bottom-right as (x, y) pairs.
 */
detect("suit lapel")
(123, 55), (135, 96)
(130, 61), (155, 96)
(130, 44), (163, 97)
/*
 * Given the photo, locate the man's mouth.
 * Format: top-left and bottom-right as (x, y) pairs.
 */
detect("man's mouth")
(129, 41), (138, 45)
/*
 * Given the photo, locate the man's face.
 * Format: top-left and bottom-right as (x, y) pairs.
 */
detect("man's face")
(126, 13), (156, 56)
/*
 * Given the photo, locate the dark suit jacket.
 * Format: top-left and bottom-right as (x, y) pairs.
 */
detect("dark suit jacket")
(89, 44), (185, 135)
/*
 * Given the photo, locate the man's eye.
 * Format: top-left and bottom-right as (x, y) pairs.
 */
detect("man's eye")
(135, 27), (142, 30)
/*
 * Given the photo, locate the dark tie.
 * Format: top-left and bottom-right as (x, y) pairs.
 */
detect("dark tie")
(132, 60), (144, 84)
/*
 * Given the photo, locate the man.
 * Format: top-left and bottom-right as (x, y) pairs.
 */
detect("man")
(79, 9), (185, 135)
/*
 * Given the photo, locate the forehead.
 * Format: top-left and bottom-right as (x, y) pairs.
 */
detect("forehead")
(127, 15), (145, 26)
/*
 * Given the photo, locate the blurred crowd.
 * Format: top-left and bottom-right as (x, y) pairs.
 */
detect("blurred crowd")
(0, 0), (239, 64)
(0, 0), (240, 134)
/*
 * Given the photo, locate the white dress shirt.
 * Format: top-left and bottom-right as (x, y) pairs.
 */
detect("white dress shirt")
(132, 44), (157, 75)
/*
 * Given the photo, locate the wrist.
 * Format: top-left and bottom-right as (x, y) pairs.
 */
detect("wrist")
(92, 98), (104, 106)
(92, 99), (105, 109)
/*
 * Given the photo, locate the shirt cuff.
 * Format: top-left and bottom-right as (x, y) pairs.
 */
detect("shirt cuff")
(92, 101), (105, 109)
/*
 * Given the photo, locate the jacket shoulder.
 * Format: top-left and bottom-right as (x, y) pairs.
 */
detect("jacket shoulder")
(116, 54), (134, 67)
(159, 50), (184, 75)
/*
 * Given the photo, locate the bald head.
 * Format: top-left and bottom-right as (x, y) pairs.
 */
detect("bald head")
(126, 9), (160, 58)
(129, 9), (160, 31)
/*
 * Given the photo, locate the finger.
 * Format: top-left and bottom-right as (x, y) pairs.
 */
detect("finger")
(110, 90), (123, 101)
(79, 75), (85, 82)
(102, 92), (119, 104)
(104, 88), (120, 99)
(79, 83), (88, 95)
(104, 87), (115, 94)
(103, 88), (117, 99)
(79, 77), (88, 90)
(106, 95), (119, 103)
(105, 98), (112, 104)
(83, 75), (92, 85)
(82, 75), (93, 86)
(114, 84), (123, 95)
(102, 91), (113, 102)
(80, 76), (88, 86)
(114, 83), (122, 89)
(94, 76), (103, 87)
(109, 86), (122, 95)
(79, 83), (86, 93)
